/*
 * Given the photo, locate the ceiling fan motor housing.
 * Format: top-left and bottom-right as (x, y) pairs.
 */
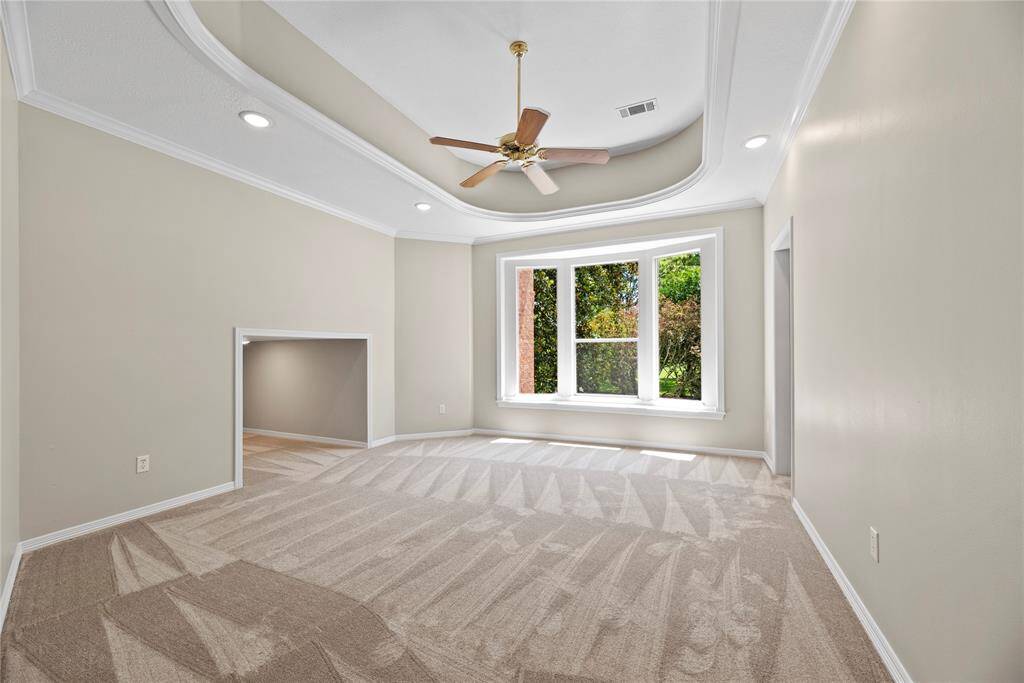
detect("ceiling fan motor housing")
(498, 133), (539, 162)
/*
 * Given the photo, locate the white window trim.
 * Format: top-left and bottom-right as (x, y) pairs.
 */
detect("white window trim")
(496, 228), (725, 419)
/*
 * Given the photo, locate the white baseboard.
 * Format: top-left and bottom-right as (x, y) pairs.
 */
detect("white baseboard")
(396, 429), (474, 441)
(367, 429), (473, 448)
(471, 428), (768, 462)
(244, 428), (366, 448)
(20, 481), (237, 553)
(369, 429), (767, 467)
(763, 446), (777, 473)
(791, 498), (912, 683)
(0, 542), (23, 632)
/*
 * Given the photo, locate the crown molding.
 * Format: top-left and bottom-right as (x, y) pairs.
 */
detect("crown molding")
(1, 2), (405, 238)
(20, 88), (401, 238)
(394, 197), (763, 246)
(159, 0), (737, 224)
(759, 0), (855, 203)
(0, 0), (34, 97)
(2, 0), (758, 244)
(470, 197), (762, 246)
(700, 0), (740, 190)
(394, 231), (476, 245)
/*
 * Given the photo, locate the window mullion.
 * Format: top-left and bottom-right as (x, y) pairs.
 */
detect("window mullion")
(556, 264), (573, 398)
(501, 263), (519, 399)
(636, 256), (655, 402)
(699, 243), (720, 409)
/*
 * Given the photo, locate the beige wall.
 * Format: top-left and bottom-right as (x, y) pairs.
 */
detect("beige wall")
(763, 2), (1023, 680)
(0, 34), (19, 587)
(395, 239), (473, 434)
(243, 339), (368, 443)
(18, 105), (396, 539)
(472, 207), (764, 452)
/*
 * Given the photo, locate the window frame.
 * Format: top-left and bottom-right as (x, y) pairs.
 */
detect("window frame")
(496, 228), (725, 419)
(571, 258), (641, 399)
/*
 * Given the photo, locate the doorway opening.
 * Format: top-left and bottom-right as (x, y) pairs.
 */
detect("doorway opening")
(233, 328), (372, 488)
(770, 219), (793, 477)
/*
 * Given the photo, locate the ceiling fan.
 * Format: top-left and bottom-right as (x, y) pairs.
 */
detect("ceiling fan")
(429, 40), (611, 196)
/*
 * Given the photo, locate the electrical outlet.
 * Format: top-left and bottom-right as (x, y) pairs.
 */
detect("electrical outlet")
(136, 454), (150, 474)
(439, 403), (447, 415)
(869, 526), (879, 563)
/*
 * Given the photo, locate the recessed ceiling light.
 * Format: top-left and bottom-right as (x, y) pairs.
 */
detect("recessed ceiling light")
(744, 135), (769, 149)
(239, 111), (271, 129)
(414, 202), (432, 212)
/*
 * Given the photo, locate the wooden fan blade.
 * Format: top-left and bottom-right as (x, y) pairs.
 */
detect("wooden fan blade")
(521, 162), (558, 195)
(460, 160), (508, 188)
(430, 136), (500, 153)
(515, 108), (549, 146)
(538, 148), (610, 165)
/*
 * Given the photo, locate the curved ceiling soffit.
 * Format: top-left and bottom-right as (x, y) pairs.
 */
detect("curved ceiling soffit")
(158, 0), (740, 224)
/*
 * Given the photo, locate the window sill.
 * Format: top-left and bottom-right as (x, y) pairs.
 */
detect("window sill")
(496, 396), (725, 420)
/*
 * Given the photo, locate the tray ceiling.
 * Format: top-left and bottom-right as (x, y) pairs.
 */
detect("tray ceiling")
(265, 1), (707, 169)
(0, 1), (852, 243)
(191, 0), (706, 216)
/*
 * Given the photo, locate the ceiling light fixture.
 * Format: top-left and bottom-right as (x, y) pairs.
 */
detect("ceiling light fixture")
(414, 202), (432, 212)
(744, 135), (769, 149)
(428, 40), (611, 196)
(242, 339), (251, 345)
(239, 111), (271, 129)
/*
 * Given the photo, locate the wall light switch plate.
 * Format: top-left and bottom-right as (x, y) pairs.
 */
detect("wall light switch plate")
(869, 526), (879, 563)
(136, 454), (150, 474)
(439, 403), (447, 415)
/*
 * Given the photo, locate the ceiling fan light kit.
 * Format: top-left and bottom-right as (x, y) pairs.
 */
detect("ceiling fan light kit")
(429, 40), (611, 196)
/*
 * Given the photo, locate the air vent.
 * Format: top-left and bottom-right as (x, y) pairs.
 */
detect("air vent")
(617, 98), (657, 119)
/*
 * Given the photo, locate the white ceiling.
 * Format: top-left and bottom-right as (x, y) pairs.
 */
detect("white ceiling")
(1, 1), (851, 243)
(266, 1), (707, 169)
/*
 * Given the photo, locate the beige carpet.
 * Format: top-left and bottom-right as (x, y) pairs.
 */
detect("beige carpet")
(2, 433), (890, 681)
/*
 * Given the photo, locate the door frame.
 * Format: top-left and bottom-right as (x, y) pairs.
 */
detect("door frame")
(769, 218), (794, 476)
(233, 328), (372, 489)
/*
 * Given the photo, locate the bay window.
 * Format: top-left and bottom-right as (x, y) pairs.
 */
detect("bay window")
(497, 229), (724, 418)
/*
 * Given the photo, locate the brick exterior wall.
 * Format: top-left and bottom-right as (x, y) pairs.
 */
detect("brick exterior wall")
(517, 269), (535, 393)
